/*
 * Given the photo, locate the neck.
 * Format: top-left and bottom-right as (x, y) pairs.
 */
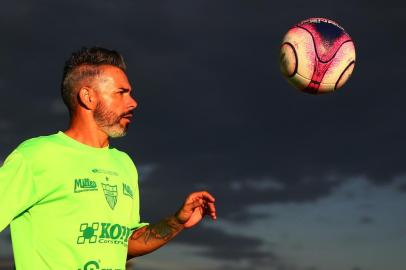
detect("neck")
(64, 114), (110, 148)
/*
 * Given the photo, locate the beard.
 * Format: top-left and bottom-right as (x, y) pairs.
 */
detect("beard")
(94, 101), (131, 138)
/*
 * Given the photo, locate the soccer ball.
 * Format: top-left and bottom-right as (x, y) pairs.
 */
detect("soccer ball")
(280, 18), (356, 94)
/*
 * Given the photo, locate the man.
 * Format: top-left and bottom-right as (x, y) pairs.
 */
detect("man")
(0, 47), (216, 270)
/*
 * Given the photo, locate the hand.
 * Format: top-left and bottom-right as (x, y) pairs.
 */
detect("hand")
(175, 191), (217, 229)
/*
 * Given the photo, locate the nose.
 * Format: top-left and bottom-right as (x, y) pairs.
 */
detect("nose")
(128, 95), (138, 110)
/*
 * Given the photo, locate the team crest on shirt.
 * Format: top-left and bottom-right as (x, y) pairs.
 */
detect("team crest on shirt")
(102, 181), (118, 210)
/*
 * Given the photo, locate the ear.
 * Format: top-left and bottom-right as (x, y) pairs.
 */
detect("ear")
(77, 87), (97, 110)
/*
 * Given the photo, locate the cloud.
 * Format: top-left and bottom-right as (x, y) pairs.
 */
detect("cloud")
(398, 183), (406, 193)
(0, 227), (13, 259)
(172, 226), (284, 270)
(139, 164), (340, 224)
(178, 226), (272, 260)
(359, 216), (373, 225)
(0, 261), (14, 270)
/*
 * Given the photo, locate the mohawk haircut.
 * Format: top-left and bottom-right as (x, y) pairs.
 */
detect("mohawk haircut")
(61, 47), (127, 113)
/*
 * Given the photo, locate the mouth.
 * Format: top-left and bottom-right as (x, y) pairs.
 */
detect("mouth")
(121, 113), (133, 123)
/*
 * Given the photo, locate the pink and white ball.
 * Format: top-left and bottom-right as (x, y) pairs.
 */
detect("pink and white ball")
(280, 18), (356, 94)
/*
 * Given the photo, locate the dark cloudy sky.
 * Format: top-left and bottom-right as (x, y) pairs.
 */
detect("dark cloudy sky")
(1, 1), (406, 270)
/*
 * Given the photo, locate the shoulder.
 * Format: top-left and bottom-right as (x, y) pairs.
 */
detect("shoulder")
(110, 148), (136, 166)
(15, 133), (61, 158)
(109, 148), (139, 180)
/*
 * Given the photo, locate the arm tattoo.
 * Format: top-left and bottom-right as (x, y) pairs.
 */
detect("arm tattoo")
(131, 217), (183, 244)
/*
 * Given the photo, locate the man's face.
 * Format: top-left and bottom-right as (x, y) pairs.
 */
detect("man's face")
(92, 65), (137, 138)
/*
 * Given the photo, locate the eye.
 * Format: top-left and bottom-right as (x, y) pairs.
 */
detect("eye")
(118, 88), (131, 95)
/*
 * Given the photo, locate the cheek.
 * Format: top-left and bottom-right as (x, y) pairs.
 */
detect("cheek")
(101, 95), (115, 107)
(99, 95), (121, 112)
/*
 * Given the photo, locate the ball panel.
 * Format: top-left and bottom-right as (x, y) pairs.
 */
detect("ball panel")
(321, 41), (356, 84)
(280, 43), (297, 77)
(297, 18), (352, 62)
(317, 82), (337, 93)
(289, 72), (311, 92)
(282, 27), (316, 80)
(335, 61), (355, 90)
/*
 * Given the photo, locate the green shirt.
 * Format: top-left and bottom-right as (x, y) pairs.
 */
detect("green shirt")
(0, 132), (147, 270)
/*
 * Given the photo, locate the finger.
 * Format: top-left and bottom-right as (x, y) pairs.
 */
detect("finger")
(189, 191), (215, 202)
(207, 202), (217, 219)
(200, 191), (215, 202)
(201, 202), (216, 219)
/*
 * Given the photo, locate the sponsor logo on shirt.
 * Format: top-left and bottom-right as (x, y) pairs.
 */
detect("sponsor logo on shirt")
(77, 222), (132, 247)
(74, 178), (98, 193)
(122, 183), (133, 199)
(78, 260), (124, 270)
(78, 260), (100, 270)
(91, 168), (119, 176)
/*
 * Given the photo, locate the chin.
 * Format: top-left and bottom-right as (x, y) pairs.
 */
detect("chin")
(105, 126), (128, 138)
(109, 130), (127, 138)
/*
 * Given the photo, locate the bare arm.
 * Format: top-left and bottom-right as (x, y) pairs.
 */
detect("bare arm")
(127, 215), (184, 257)
(127, 191), (216, 258)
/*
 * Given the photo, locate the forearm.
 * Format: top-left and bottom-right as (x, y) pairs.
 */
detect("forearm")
(127, 215), (184, 258)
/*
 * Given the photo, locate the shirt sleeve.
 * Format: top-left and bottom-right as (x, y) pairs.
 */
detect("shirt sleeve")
(128, 161), (148, 231)
(130, 187), (149, 231)
(0, 150), (38, 232)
